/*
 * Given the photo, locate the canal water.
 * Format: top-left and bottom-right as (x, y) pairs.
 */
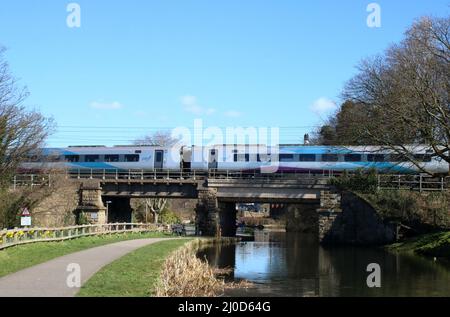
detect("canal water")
(197, 231), (450, 297)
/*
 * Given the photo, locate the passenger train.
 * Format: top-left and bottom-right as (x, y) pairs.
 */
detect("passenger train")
(20, 144), (449, 174)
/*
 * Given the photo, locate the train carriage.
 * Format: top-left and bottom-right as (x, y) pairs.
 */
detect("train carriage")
(19, 144), (449, 175)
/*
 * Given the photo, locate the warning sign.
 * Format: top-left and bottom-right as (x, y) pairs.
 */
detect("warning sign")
(20, 208), (31, 226)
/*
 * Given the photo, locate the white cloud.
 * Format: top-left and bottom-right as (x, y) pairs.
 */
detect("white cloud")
(181, 95), (215, 115)
(310, 97), (337, 115)
(205, 108), (216, 115)
(224, 110), (242, 118)
(90, 101), (123, 110)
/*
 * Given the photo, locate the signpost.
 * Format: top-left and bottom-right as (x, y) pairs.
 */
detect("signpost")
(20, 208), (31, 227)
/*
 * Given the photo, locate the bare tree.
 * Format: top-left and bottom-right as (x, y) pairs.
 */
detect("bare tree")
(144, 198), (167, 224)
(342, 16), (450, 175)
(134, 130), (179, 146)
(0, 47), (54, 187)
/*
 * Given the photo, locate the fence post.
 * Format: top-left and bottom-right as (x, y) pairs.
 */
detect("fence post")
(13, 175), (16, 191)
(419, 175), (423, 192)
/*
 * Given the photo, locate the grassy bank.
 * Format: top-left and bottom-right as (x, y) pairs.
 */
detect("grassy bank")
(0, 231), (174, 278)
(77, 238), (191, 297)
(387, 231), (450, 259)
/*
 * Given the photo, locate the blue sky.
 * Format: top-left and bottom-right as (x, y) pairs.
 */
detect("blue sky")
(0, 0), (448, 146)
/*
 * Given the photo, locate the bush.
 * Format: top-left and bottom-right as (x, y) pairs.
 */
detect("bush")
(160, 208), (181, 225)
(330, 168), (378, 193)
(363, 190), (450, 231)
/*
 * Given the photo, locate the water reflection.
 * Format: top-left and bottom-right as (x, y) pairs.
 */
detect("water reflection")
(197, 231), (450, 297)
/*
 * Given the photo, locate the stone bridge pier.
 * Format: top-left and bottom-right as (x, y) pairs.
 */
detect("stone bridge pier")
(195, 188), (237, 237)
(76, 180), (107, 224)
(76, 180), (133, 224)
(317, 190), (342, 242)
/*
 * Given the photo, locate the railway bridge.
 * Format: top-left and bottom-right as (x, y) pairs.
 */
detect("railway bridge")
(13, 170), (449, 242)
(70, 170), (340, 239)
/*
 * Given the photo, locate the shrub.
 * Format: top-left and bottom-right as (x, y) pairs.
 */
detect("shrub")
(160, 208), (181, 225)
(330, 168), (378, 193)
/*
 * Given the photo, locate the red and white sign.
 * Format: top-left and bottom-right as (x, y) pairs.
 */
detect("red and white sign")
(21, 208), (31, 226)
(21, 208), (30, 217)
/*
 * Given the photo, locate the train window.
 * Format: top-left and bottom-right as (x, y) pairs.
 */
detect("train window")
(413, 154), (432, 162)
(298, 154), (316, 162)
(367, 154), (385, 162)
(390, 154), (409, 162)
(257, 154), (271, 162)
(85, 155), (100, 162)
(104, 155), (119, 162)
(344, 154), (362, 162)
(321, 154), (339, 162)
(125, 154), (139, 162)
(235, 154), (250, 162)
(65, 155), (79, 162)
(25, 155), (40, 162)
(47, 155), (62, 162)
(279, 154), (295, 162)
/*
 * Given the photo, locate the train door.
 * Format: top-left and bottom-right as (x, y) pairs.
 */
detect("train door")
(181, 146), (192, 171)
(208, 148), (218, 169)
(154, 150), (164, 169)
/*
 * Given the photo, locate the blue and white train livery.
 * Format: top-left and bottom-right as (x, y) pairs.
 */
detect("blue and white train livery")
(20, 144), (449, 175)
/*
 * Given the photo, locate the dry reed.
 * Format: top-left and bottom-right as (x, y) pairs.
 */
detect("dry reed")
(155, 238), (225, 297)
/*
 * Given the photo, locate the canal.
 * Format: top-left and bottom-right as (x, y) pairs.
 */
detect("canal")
(197, 231), (450, 296)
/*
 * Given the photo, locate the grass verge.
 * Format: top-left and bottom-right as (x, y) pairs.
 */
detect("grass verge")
(77, 238), (192, 297)
(0, 231), (174, 278)
(387, 231), (450, 259)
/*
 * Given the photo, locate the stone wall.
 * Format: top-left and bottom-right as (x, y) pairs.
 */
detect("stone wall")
(196, 188), (219, 236)
(31, 179), (79, 227)
(320, 191), (396, 245)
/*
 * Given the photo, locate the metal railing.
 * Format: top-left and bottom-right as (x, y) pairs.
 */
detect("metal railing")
(12, 174), (51, 189)
(0, 222), (169, 250)
(12, 169), (450, 191)
(377, 174), (450, 192)
(71, 168), (204, 181)
(12, 168), (337, 184)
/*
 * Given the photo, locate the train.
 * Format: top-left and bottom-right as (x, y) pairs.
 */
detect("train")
(20, 144), (449, 175)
